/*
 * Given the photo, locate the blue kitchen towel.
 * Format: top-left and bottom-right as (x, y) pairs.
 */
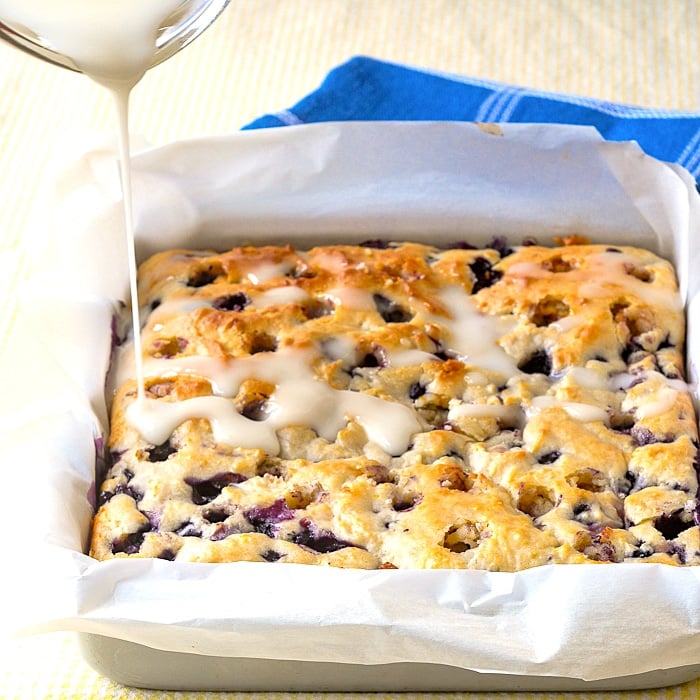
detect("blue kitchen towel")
(244, 55), (700, 180)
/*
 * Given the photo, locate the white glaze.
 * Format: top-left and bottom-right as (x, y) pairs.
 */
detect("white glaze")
(324, 287), (376, 311)
(386, 349), (438, 367)
(124, 347), (422, 455)
(633, 386), (679, 420)
(319, 335), (358, 365)
(252, 286), (309, 309)
(130, 348), (316, 396)
(245, 261), (294, 285)
(550, 312), (586, 333)
(127, 372), (422, 457)
(147, 297), (212, 329)
(526, 395), (610, 423)
(506, 261), (550, 280)
(557, 366), (611, 392)
(0, 0), (182, 86)
(509, 251), (682, 318)
(611, 370), (691, 394)
(436, 286), (520, 378)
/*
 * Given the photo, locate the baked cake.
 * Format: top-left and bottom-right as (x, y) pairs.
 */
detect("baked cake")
(89, 240), (700, 570)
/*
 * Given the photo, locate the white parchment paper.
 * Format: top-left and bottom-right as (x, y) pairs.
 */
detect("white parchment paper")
(2, 122), (700, 681)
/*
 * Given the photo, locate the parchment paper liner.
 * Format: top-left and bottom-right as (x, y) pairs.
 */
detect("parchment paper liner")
(2, 122), (700, 681)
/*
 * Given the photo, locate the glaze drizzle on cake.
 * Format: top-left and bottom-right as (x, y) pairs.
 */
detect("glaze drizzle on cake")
(90, 241), (700, 569)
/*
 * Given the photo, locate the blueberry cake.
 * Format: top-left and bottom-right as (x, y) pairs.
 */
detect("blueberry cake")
(89, 240), (700, 569)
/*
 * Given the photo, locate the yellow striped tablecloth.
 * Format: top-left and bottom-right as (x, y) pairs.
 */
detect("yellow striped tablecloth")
(1, 1), (700, 698)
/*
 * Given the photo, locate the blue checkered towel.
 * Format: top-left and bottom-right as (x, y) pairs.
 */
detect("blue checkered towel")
(245, 55), (700, 180)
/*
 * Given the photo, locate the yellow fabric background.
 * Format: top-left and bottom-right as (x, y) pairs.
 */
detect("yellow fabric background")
(1, 1), (700, 697)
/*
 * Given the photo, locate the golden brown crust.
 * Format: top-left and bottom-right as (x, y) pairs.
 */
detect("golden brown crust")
(90, 241), (699, 569)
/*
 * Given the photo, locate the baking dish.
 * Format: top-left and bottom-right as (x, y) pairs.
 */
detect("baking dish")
(77, 634), (700, 692)
(3, 121), (700, 691)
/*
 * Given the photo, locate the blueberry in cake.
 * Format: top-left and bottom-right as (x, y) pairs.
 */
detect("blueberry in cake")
(90, 240), (700, 569)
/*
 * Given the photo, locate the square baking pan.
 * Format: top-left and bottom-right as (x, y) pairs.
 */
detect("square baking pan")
(5, 122), (700, 691)
(77, 633), (700, 692)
